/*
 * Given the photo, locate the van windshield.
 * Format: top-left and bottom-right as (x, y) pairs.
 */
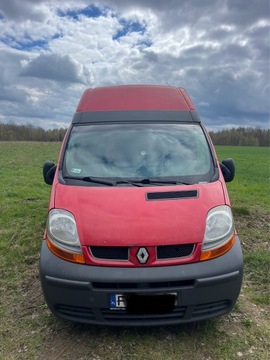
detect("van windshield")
(63, 123), (214, 184)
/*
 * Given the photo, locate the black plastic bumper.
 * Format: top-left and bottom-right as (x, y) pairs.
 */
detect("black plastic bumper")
(39, 237), (243, 326)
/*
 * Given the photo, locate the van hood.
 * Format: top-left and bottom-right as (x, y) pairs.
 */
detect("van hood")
(54, 181), (226, 247)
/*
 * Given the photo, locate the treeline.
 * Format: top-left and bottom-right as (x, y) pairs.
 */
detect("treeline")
(0, 123), (67, 141)
(209, 127), (269, 146)
(0, 122), (269, 146)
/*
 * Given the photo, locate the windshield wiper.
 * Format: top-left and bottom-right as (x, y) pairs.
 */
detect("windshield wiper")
(82, 176), (117, 186)
(64, 175), (191, 187)
(65, 176), (144, 187)
(64, 175), (115, 186)
(113, 178), (144, 187)
(137, 178), (192, 185)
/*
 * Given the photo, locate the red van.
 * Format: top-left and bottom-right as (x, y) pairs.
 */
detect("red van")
(40, 85), (243, 325)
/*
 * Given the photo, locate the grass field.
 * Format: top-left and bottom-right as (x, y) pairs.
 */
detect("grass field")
(0, 142), (269, 360)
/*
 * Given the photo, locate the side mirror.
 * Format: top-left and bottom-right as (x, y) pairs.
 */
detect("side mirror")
(43, 161), (56, 185)
(220, 158), (235, 182)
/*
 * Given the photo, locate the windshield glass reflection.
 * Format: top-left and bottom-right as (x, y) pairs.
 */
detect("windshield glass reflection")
(63, 123), (213, 182)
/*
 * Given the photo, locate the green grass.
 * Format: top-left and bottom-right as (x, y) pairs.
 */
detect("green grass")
(0, 142), (269, 360)
(216, 146), (270, 212)
(216, 146), (270, 306)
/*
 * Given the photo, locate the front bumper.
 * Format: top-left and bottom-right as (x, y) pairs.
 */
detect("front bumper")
(39, 237), (243, 326)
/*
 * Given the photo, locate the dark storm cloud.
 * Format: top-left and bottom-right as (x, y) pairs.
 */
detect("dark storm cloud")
(20, 53), (87, 84)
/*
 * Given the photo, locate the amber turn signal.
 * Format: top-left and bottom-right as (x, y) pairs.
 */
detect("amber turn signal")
(200, 235), (235, 261)
(46, 239), (85, 264)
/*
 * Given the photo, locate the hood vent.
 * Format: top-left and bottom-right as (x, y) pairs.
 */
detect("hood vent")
(146, 190), (198, 201)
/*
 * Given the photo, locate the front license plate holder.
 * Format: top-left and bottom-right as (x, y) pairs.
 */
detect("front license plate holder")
(110, 293), (176, 314)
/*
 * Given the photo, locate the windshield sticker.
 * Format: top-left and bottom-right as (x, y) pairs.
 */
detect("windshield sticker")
(71, 168), (82, 174)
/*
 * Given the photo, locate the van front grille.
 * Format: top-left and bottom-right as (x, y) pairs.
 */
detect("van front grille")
(157, 244), (194, 259)
(53, 300), (232, 324)
(89, 244), (195, 262)
(90, 246), (129, 260)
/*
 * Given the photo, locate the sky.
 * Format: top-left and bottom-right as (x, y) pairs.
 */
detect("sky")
(0, 0), (269, 131)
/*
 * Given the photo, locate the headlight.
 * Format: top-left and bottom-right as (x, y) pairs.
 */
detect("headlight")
(200, 205), (235, 261)
(46, 209), (85, 263)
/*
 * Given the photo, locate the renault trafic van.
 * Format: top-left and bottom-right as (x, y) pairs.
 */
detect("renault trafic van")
(40, 85), (243, 325)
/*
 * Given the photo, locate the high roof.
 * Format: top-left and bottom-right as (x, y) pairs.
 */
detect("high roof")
(76, 85), (196, 112)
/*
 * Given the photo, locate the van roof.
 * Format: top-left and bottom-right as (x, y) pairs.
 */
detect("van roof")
(76, 85), (196, 112)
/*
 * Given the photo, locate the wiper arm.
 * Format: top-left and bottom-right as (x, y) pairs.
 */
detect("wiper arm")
(138, 178), (192, 185)
(113, 178), (144, 187)
(82, 176), (116, 186)
(64, 175), (115, 186)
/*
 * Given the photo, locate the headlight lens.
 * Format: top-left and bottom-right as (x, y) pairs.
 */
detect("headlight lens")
(202, 205), (234, 251)
(47, 209), (82, 253)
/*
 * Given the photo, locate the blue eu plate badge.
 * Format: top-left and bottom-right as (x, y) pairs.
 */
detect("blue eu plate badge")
(110, 294), (126, 309)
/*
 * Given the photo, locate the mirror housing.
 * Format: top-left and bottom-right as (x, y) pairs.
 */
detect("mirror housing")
(43, 161), (56, 185)
(220, 158), (235, 182)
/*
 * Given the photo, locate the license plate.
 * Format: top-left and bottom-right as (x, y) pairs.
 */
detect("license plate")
(110, 293), (177, 313)
(110, 294), (127, 309)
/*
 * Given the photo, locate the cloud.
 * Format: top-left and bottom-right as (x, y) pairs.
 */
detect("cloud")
(0, 0), (269, 130)
(0, 0), (47, 21)
(20, 53), (93, 84)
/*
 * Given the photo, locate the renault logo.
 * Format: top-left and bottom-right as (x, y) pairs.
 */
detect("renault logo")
(136, 247), (149, 264)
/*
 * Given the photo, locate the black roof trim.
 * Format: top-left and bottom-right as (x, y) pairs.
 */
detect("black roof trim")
(72, 110), (201, 124)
